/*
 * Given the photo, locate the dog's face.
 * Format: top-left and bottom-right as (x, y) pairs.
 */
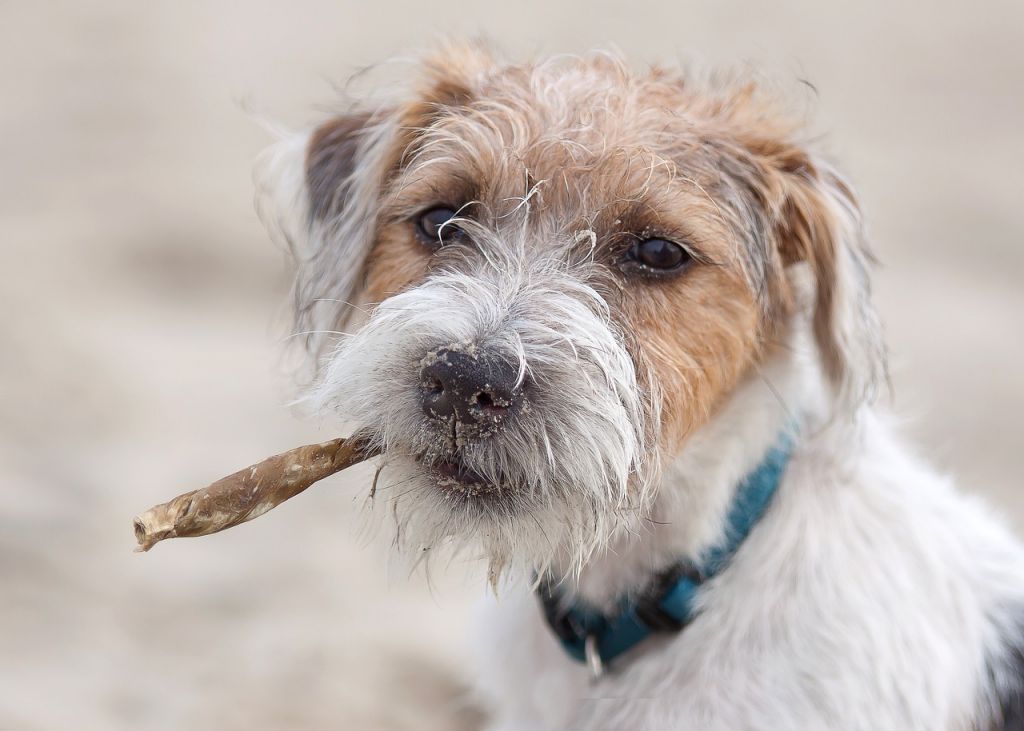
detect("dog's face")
(259, 45), (881, 576)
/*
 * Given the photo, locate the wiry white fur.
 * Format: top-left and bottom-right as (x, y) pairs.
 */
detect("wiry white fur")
(304, 218), (654, 579)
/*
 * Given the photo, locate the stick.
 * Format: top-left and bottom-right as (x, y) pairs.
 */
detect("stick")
(133, 435), (377, 552)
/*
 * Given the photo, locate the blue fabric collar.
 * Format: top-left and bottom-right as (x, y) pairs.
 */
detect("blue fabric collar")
(537, 432), (795, 671)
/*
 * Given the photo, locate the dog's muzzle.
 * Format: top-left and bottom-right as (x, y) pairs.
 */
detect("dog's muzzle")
(419, 344), (523, 438)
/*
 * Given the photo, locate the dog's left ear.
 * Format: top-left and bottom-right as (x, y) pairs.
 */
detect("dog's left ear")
(254, 41), (499, 365)
(763, 147), (887, 409)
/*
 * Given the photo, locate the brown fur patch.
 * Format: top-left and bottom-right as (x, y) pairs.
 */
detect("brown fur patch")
(616, 265), (762, 453)
(361, 224), (432, 306)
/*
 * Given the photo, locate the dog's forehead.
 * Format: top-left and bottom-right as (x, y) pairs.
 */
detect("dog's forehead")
(393, 62), (757, 245)
(434, 66), (699, 183)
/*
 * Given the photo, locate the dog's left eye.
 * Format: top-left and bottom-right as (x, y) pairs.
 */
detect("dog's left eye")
(622, 238), (692, 275)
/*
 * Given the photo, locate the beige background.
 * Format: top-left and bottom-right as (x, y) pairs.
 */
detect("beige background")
(1, 2), (1022, 729)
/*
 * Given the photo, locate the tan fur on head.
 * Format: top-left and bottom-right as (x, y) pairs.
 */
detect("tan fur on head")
(290, 44), (883, 421)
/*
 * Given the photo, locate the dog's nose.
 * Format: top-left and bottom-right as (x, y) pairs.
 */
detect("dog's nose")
(419, 345), (521, 430)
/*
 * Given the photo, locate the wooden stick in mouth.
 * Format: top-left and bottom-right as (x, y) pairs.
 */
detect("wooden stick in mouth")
(133, 435), (378, 552)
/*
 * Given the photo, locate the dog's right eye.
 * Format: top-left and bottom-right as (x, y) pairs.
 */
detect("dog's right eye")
(414, 206), (463, 249)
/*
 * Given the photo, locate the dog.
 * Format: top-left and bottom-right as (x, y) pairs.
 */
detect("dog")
(255, 42), (1024, 730)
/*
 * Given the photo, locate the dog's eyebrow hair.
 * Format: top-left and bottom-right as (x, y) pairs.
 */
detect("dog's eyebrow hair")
(677, 176), (726, 225)
(396, 124), (449, 166)
(380, 166), (480, 217)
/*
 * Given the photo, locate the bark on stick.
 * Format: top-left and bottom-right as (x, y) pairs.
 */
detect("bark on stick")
(133, 436), (376, 552)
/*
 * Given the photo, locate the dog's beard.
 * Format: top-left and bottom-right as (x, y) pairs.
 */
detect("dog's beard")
(303, 244), (657, 579)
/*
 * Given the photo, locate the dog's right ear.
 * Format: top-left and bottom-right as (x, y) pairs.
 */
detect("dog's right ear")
(255, 108), (397, 358)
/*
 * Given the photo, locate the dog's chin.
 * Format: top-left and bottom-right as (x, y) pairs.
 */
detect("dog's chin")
(416, 453), (513, 501)
(371, 448), (639, 580)
(373, 450), (540, 569)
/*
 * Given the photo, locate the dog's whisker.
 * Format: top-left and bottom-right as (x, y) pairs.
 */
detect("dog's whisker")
(281, 329), (353, 343)
(309, 297), (373, 314)
(755, 367), (799, 427)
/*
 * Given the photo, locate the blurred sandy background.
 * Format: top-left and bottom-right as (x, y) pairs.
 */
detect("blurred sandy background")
(1, 1), (1022, 729)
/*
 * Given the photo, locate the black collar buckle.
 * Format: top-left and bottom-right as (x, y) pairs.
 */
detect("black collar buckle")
(633, 562), (703, 633)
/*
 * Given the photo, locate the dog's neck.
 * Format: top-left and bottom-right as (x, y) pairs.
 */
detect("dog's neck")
(561, 334), (828, 611)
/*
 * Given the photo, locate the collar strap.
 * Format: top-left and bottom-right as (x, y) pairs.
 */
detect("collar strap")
(538, 431), (795, 670)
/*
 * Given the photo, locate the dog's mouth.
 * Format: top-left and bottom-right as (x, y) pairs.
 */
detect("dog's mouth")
(418, 454), (505, 497)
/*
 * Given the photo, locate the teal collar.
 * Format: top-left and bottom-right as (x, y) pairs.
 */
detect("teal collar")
(537, 432), (795, 674)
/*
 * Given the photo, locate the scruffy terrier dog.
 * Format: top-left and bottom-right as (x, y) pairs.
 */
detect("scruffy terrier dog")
(257, 43), (1024, 730)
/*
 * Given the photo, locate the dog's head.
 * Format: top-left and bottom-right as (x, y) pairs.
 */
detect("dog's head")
(257, 44), (884, 576)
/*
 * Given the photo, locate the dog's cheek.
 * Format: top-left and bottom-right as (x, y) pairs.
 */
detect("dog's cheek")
(360, 224), (433, 312)
(625, 265), (761, 453)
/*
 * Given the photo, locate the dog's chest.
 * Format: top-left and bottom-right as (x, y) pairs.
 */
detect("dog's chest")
(474, 461), (1023, 731)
